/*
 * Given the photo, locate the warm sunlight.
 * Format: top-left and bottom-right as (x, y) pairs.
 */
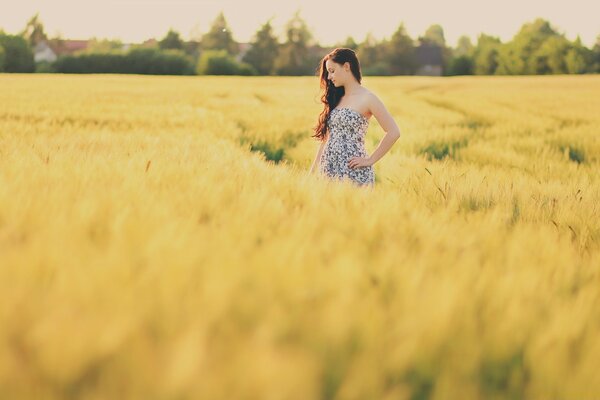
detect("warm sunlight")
(3, 0), (599, 46)
(2, 1), (600, 399)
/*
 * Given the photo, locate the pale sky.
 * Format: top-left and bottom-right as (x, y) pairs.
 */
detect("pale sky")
(2, 0), (599, 48)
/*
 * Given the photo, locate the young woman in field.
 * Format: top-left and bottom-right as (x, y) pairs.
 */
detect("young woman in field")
(309, 48), (401, 188)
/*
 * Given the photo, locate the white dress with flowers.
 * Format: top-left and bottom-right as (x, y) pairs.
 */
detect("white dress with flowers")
(318, 107), (375, 187)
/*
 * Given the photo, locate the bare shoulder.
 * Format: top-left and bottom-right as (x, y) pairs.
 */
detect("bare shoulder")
(361, 87), (401, 136)
(354, 87), (378, 116)
(364, 88), (383, 106)
(359, 88), (387, 116)
(358, 86), (376, 99)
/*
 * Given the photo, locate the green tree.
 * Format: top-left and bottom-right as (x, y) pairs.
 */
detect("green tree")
(422, 24), (445, 47)
(197, 49), (255, 75)
(159, 28), (185, 51)
(472, 33), (502, 75)
(357, 32), (386, 74)
(0, 44), (5, 72)
(384, 23), (417, 75)
(242, 18), (279, 75)
(565, 36), (592, 74)
(455, 35), (474, 57)
(447, 55), (474, 75)
(447, 35), (475, 75)
(339, 36), (358, 50)
(21, 12), (47, 47)
(533, 34), (593, 74)
(0, 33), (35, 72)
(201, 12), (238, 55)
(496, 18), (560, 75)
(182, 40), (201, 60)
(275, 10), (316, 75)
(531, 35), (570, 74)
(420, 24), (453, 75)
(592, 35), (600, 72)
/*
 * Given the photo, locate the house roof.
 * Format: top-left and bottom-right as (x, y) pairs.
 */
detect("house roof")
(45, 39), (89, 55)
(63, 40), (89, 52)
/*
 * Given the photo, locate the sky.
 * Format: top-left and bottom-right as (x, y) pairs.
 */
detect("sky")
(2, 0), (599, 48)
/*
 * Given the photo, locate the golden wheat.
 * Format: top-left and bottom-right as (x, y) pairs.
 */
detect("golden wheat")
(0, 73), (599, 399)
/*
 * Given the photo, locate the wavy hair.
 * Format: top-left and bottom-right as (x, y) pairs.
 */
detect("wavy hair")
(312, 48), (362, 141)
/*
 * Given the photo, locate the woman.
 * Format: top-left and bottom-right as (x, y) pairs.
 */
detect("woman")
(309, 48), (401, 188)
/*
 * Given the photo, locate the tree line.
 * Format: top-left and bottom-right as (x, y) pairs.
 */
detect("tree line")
(1, 11), (599, 75)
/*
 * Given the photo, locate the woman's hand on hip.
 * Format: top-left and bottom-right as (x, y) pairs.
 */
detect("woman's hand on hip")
(348, 156), (373, 169)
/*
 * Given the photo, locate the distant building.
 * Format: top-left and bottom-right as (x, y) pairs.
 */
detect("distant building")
(236, 42), (251, 62)
(33, 39), (91, 62)
(33, 39), (144, 62)
(61, 39), (89, 54)
(33, 41), (57, 63)
(415, 44), (443, 76)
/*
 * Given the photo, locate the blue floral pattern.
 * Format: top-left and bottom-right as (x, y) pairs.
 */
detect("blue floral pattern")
(318, 107), (375, 187)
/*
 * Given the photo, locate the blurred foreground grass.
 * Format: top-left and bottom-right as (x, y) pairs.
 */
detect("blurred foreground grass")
(0, 73), (599, 399)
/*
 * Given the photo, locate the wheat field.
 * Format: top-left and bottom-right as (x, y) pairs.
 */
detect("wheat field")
(1, 73), (599, 399)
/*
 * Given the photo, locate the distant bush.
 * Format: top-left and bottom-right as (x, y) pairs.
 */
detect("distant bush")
(0, 44), (5, 72)
(54, 48), (195, 75)
(35, 60), (55, 73)
(197, 49), (257, 75)
(448, 55), (474, 75)
(363, 61), (392, 76)
(0, 33), (35, 72)
(237, 62), (258, 76)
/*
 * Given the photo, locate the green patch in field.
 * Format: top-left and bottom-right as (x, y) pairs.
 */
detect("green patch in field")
(479, 348), (529, 399)
(557, 117), (587, 129)
(402, 362), (436, 400)
(319, 332), (362, 400)
(507, 197), (521, 226)
(235, 119), (250, 134)
(547, 139), (586, 164)
(459, 195), (496, 212)
(458, 117), (492, 131)
(249, 140), (285, 163)
(281, 129), (307, 148)
(562, 145), (585, 164)
(419, 137), (469, 161)
(238, 129), (308, 164)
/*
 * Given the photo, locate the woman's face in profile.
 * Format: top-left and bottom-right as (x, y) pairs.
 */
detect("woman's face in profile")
(325, 59), (348, 87)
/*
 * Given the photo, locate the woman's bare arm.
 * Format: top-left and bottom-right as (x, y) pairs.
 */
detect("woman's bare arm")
(309, 132), (329, 174)
(367, 93), (401, 165)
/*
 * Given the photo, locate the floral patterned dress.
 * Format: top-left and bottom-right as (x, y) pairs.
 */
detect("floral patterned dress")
(318, 107), (375, 187)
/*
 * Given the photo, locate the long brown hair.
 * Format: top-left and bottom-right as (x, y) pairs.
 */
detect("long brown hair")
(312, 48), (363, 141)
